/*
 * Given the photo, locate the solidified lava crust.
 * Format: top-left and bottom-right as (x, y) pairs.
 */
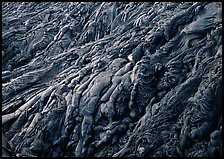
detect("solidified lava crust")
(2, 2), (222, 157)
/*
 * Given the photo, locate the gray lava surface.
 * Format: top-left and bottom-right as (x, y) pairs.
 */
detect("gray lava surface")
(2, 2), (222, 157)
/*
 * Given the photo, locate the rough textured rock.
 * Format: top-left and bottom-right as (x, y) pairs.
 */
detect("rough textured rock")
(2, 2), (222, 157)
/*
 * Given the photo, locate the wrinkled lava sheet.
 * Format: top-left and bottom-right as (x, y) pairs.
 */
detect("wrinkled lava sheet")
(2, 2), (222, 157)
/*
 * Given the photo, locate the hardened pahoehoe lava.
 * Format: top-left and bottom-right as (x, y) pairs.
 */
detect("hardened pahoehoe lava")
(2, 2), (222, 157)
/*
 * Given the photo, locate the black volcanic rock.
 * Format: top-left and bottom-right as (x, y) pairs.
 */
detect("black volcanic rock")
(2, 2), (222, 157)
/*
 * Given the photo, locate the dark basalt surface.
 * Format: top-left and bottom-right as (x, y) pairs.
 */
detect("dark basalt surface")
(2, 2), (222, 157)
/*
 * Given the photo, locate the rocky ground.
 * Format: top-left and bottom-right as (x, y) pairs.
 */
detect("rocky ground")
(2, 2), (222, 157)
